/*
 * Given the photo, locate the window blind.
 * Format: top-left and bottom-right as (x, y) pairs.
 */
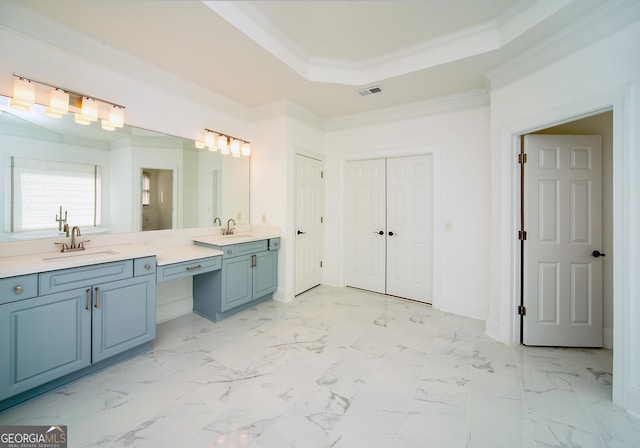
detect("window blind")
(11, 157), (101, 231)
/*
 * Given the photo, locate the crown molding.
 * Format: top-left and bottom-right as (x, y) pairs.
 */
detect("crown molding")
(485, 0), (640, 91)
(208, 0), (570, 86)
(324, 89), (489, 132)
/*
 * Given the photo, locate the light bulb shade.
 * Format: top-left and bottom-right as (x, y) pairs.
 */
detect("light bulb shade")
(48, 89), (69, 116)
(44, 107), (64, 119)
(109, 106), (124, 128)
(241, 142), (251, 157)
(101, 119), (116, 131)
(230, 139), (241, 156)
(81, 97), (98, 122)
(204, 132), (215, 148)
(74, 113), (91, 125)
(195, 141), (205, 149)
(217, 135), (228, 151)
(10, 78), (35, 111)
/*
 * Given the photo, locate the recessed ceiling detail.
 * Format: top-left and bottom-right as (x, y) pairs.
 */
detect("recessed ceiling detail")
(203, 0), (572, 86)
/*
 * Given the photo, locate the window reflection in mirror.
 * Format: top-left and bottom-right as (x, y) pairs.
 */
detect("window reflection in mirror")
(0, 96), (249, 242)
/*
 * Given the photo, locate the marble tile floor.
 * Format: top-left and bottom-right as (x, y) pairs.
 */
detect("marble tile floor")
(1, 286), (638, 448)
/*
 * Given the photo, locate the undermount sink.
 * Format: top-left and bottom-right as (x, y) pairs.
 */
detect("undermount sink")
(222, 234), (254, 239)
(42, 249), (119, 262)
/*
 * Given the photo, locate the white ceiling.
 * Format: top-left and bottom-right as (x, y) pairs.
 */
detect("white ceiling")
(13, 0), (610, 119)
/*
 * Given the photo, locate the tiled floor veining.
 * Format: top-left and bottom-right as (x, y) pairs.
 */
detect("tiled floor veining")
(1, 286), (638, 447)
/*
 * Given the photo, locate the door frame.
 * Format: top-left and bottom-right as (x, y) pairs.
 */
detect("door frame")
(294, 151), (324, 296)
(339, 145), (441, 308)
(494, 87), (633, 411)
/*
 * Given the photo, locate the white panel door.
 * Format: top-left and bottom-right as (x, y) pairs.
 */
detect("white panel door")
(295, 154), (324, 295)
(386, 156), (433, 303)
(524, 135), (603, 347)
(346, 159), (386, 294)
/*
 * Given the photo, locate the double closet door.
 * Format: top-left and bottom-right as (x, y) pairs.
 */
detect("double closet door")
(346, 155), (433, 303)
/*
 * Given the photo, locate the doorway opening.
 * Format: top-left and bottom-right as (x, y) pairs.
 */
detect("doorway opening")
(140, 168), (174, 231)
(518, 111), (613, 348)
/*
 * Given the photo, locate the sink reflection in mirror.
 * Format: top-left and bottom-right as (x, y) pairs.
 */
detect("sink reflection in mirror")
(0, 96), (250, 243)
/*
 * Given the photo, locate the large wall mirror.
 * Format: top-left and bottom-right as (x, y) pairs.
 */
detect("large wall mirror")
(0, 96), (250, 242)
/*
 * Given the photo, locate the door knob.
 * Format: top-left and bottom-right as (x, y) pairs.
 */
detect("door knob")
(592, 250), (606, 258)
(388, 231), (395, 236)
(297, 230), (306, 235)
(373, 230), (384, 235)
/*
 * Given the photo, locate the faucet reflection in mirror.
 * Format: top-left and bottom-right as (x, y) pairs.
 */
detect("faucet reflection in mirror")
(9, 73), (125, 132)
(197, 129), (251, 158)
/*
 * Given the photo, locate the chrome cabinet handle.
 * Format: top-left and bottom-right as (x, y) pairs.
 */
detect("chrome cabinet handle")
(250, 254), (257, 268)
(145, 263), (151, 270)
(186, 264), (202, 271)
(86, 288), (91, 310)
(94, 287), (100, 308)
(14, 286), (23, 294)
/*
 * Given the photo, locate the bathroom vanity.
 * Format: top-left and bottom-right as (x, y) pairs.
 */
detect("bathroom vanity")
(191, 235), (280, 322)
(0, 231), (279, 411)
(0, 247), (157, 410)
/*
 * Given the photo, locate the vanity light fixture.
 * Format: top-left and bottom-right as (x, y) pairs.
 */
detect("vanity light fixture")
(74, 113), (91, 126)
(80, 97), (98, 122)
(45, 88), (69, 118)
(230, 139), (241, 157)
(242, 141), (251, 157)
(200, 129), (250, 157)
(9, 77), (35, 111)
(7, 73), (126, 130)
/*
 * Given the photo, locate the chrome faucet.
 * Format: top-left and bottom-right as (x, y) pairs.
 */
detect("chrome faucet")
(56, 225), (90, 252)
(213, 217), (222, 226)
(223, 218), (236, 235)
(71, 226), (81, 249)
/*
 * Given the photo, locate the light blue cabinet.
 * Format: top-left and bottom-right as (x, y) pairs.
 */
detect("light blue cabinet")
(92, 276), (156, 363)
(194, 238), (279, 321)
(0, 288), (91, 401)
(0, 256), (156, 410)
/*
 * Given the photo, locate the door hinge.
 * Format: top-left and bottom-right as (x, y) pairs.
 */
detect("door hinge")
(321, 170), (324, 178)
(320, 261), (323, 268)
(518, 230), (527, 241)
(320, 216), (324, 223)
(518, 153), (527, 164)
(518, 305), (527, 316)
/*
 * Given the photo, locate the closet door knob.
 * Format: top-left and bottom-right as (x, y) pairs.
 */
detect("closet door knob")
(388, 231), (396, 236)
(592, 250), (606, 258)
(297, 230), (306, 235)
(373, 231), (384, 235)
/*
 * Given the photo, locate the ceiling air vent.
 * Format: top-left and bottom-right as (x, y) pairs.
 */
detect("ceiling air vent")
(357, 86), (383, 97)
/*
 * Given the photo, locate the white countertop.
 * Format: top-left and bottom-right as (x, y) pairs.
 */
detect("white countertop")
(0, 231), (280, 278)
(0, 244), (157, 278)
(156, 245), (223, 266)
(193, 231), (280, 247)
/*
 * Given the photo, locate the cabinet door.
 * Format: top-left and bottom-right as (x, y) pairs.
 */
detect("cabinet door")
(221, 255), (253, 312)
(92, 275), (156, 363)
(0, 288), (91, 400)
(253, 251), (278, 299)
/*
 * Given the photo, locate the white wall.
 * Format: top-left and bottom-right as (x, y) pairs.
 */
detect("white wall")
(487, 19), (640, 415)
(251, 101), (324, 301)
(324, 105), (491, 319)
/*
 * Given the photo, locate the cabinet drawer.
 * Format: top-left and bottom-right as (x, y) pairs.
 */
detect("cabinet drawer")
(134, 256), (156, 277)
(235, 240), (268, 256)
(268, 238), (280, 251)
(0, 274), (38, 305)
(40, 260), (133, 295)
(156, 256), (221, 283)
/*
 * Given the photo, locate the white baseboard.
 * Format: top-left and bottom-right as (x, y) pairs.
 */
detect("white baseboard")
(603, 327), (613, 349)
(156, 297), (193, 324)
(435, 297), (488, 321)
